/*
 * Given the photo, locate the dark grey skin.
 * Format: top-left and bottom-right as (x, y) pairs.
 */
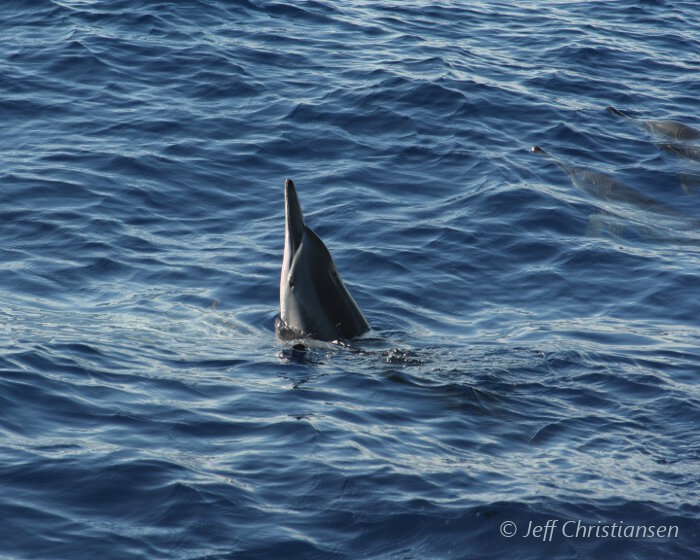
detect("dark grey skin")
(531, 146), (681, 218)
(277, 178), (370, 341)
(659, 142), (700, 162)
(607, 106), (700, 141)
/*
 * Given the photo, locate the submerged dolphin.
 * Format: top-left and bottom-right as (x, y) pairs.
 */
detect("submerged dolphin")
(607, 106), (700, 141)
(531, 146), (681, 218)
(276, 178), (370, 341)
(658, 142), (700, 163)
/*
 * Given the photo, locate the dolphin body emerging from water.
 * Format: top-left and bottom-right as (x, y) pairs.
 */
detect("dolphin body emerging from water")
(607, 106), (700, 141)
(276, 179), (370, 341)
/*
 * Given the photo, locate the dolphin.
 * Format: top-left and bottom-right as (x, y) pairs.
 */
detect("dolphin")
(607, 106), (700, 141)
(658, 142), (700, 163)
(276, 178), (370, 341)
(530, 145), (682, 219)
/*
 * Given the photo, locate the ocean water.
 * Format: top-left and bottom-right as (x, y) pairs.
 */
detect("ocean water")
(1, 0), (698, 558)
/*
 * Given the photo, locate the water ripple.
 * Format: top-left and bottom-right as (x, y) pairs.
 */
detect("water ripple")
(1, 0), (699, 558)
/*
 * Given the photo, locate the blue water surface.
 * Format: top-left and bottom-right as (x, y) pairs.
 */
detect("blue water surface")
(1, 1), (699, 559)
